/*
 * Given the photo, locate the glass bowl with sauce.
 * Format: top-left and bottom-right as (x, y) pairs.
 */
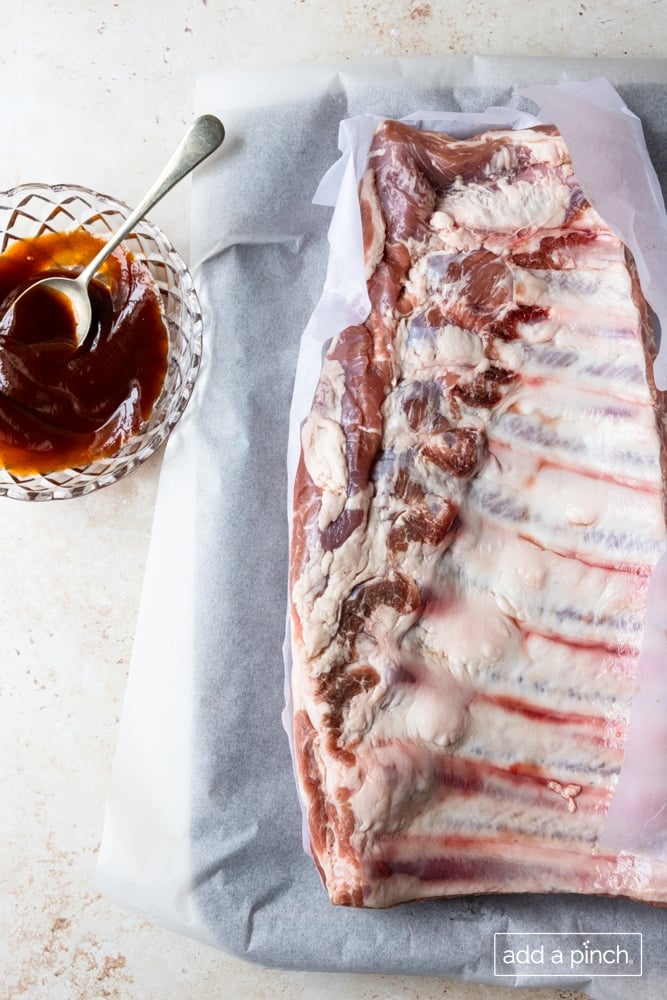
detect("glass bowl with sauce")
(0, 182), (202, 500)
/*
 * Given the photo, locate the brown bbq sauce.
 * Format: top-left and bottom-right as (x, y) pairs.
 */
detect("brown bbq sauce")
(0, 229), (169, 474)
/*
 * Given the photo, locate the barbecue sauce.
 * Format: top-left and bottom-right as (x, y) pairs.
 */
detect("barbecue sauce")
(0, 229), (169, 475)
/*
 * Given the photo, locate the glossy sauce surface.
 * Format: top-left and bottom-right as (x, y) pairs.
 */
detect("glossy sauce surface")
(0, 229), (169, 474)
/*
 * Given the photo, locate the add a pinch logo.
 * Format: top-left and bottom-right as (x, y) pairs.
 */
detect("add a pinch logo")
(494, 932), (642, 978)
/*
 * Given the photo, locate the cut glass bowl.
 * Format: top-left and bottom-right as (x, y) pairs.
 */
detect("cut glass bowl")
(0, 182), (202, 500)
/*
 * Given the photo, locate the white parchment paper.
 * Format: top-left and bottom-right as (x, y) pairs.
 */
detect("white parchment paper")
(98, 57), (667, 997)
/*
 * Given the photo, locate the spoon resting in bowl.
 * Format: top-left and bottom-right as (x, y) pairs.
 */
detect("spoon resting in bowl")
(4, 113), (224, 347)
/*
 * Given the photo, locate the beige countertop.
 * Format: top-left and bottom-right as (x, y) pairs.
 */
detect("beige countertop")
(1, 3), (665, 998)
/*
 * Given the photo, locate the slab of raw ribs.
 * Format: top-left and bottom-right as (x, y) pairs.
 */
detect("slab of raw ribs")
(289, 119), (667, 907)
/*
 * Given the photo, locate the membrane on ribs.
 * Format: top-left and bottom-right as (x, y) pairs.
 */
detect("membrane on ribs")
(289, 119), (667, 907)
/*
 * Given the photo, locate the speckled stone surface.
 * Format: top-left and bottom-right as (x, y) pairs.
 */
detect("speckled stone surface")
(0, 3), (665, 998)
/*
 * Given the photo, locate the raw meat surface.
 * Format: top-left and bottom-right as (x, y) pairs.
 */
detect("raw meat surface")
(289, 120), (667, 908)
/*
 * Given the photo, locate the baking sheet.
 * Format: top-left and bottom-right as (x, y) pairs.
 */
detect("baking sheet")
(98, 56), (667, 997)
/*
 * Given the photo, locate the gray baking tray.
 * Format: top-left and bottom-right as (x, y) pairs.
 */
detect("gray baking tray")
(100, 56), (667, 999)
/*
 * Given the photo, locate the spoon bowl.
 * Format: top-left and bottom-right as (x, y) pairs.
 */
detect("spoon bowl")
(11, 273), (92, 343)
(5, 114), (224, 346)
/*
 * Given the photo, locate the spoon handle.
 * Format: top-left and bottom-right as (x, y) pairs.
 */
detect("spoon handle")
(78, 114), (225, 286)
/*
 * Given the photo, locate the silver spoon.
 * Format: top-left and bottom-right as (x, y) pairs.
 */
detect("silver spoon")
(7, 113), (225, 346)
